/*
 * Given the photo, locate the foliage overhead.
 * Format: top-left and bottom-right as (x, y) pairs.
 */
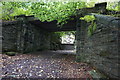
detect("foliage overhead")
(107, 1), (120, 11)
(1, 1), (119, 24)
(1, 2), (86, 25)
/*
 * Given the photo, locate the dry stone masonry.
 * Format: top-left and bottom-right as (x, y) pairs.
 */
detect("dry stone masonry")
(2, 16), (50, 53)
(2, 14), (120, 79)
(76, 14), (120, 78)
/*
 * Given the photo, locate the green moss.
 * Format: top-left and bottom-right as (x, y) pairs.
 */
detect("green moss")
(76, 56), (81, 62)
(76, 54), (88, 62)
(99, 51), (110, 57)
(6, 52), (16, 56)
(88, 69), (107, 78)
(37, 46), (49, 51)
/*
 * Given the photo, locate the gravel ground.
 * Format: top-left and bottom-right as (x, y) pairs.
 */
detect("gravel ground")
(1, 50), (93, 80)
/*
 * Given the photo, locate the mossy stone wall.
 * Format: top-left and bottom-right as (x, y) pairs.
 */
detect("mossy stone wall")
(2, 19), (50, 53)
(76, 14), (120, 79)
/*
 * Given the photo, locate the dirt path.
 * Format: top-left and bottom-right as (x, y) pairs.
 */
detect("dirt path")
(2, 50), (93, 80)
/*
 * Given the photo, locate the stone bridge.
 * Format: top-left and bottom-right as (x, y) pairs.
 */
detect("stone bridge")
(1, 2), (120, 79)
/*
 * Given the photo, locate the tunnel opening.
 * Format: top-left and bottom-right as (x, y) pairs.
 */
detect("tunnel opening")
(49, 31), (76, 55)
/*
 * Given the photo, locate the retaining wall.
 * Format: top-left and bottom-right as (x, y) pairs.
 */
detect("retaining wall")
(2, 20), (50, 53)
(76, 14), (120, 79)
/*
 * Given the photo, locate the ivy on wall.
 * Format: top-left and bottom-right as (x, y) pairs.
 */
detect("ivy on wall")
(88, 21), (97, 36)
(80, 15), (97, 36)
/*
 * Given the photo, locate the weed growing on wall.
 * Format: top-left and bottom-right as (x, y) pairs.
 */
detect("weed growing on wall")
(88, 21), (97, 36)
(80, 15), (97, 36)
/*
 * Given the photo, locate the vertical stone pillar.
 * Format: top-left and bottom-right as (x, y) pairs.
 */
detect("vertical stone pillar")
(15, 15), (28, 53)
(76, 19), (86, 62)
(76, 18), (81, 58)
